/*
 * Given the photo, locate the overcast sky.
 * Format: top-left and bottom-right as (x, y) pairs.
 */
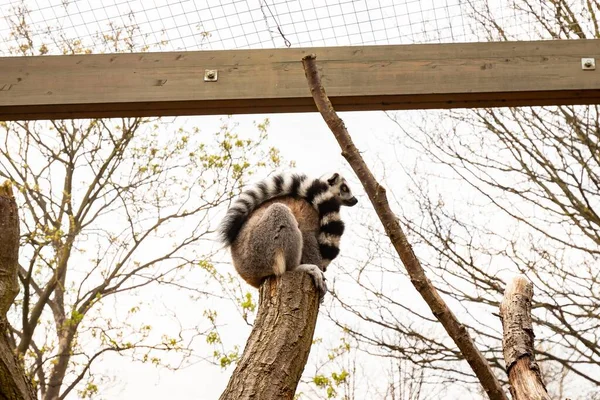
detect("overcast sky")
(0, 1), (541, 399)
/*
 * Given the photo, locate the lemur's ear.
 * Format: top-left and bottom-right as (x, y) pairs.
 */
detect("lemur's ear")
(327, 173), (340, 186)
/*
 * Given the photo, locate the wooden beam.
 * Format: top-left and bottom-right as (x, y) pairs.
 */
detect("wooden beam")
(1, 39), (599, 120)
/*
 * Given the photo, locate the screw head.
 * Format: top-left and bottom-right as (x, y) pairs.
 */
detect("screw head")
(204, 69), (218, 81)
(581, 58), (596, 70)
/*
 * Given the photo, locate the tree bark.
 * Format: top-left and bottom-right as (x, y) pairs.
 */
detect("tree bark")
(301, 54), (509, 400)
(219, 272), (320, 400)
(0, 181), (37, 400)
(500, 275), (550, 400)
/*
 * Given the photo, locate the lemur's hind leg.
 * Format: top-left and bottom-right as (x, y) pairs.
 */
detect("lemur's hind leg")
(246, 203), (303, 278)
(247, 203), (326, 298)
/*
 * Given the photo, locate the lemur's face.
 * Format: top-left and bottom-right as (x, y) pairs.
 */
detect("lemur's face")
(327, 173), (358, 207)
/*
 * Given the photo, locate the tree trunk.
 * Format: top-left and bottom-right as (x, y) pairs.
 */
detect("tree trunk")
(500, 275), (550, 400)
(219, 271), (320, 400)
(301, 54), (509, 400)
(0, 181), (37, 400)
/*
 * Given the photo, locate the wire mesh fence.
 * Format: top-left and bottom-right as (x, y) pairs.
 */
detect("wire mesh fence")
(0, 0), (539, 56)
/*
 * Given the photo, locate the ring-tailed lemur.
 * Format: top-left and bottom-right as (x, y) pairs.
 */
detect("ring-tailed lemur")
(219, 172), (357, 297)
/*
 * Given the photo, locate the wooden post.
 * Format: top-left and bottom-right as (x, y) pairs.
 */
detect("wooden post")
(218, 272), (320, 400)
(499, 276), (551, 400)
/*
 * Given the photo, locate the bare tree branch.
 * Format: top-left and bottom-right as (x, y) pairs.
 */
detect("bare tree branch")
(302, 54), (508, 400)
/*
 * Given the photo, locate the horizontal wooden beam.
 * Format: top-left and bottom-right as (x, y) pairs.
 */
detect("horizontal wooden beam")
(1, 39), (600, 120)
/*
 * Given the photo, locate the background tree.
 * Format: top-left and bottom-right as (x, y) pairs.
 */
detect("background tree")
(1, 7), (285, 398)
(329, 1), (600, 399)
(0, 181), (36, 400)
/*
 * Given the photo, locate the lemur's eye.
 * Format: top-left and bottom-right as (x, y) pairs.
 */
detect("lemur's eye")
(341, 184), (348, 193)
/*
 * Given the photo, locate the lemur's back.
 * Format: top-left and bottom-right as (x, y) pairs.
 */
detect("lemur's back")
(231, 196), (320, 287)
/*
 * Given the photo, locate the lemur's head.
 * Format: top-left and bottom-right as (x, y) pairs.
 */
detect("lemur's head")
(326, 172), (358, 207)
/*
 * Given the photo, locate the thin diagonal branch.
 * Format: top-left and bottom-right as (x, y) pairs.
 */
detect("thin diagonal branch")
(302, 54), (508, 400)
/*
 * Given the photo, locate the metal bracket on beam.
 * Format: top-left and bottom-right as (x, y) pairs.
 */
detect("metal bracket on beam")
(582, 58), (596, 70)
(204, 69), (218, 81)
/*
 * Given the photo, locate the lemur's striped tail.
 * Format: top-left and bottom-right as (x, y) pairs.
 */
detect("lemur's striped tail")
(219, 172), (308, 246)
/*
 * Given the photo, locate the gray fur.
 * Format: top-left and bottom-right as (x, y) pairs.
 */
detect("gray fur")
(233, 203), (302, 283)
(230, 200), (327, 298)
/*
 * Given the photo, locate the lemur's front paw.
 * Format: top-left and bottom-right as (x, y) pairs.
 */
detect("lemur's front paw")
(296, 264), (327, 301)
